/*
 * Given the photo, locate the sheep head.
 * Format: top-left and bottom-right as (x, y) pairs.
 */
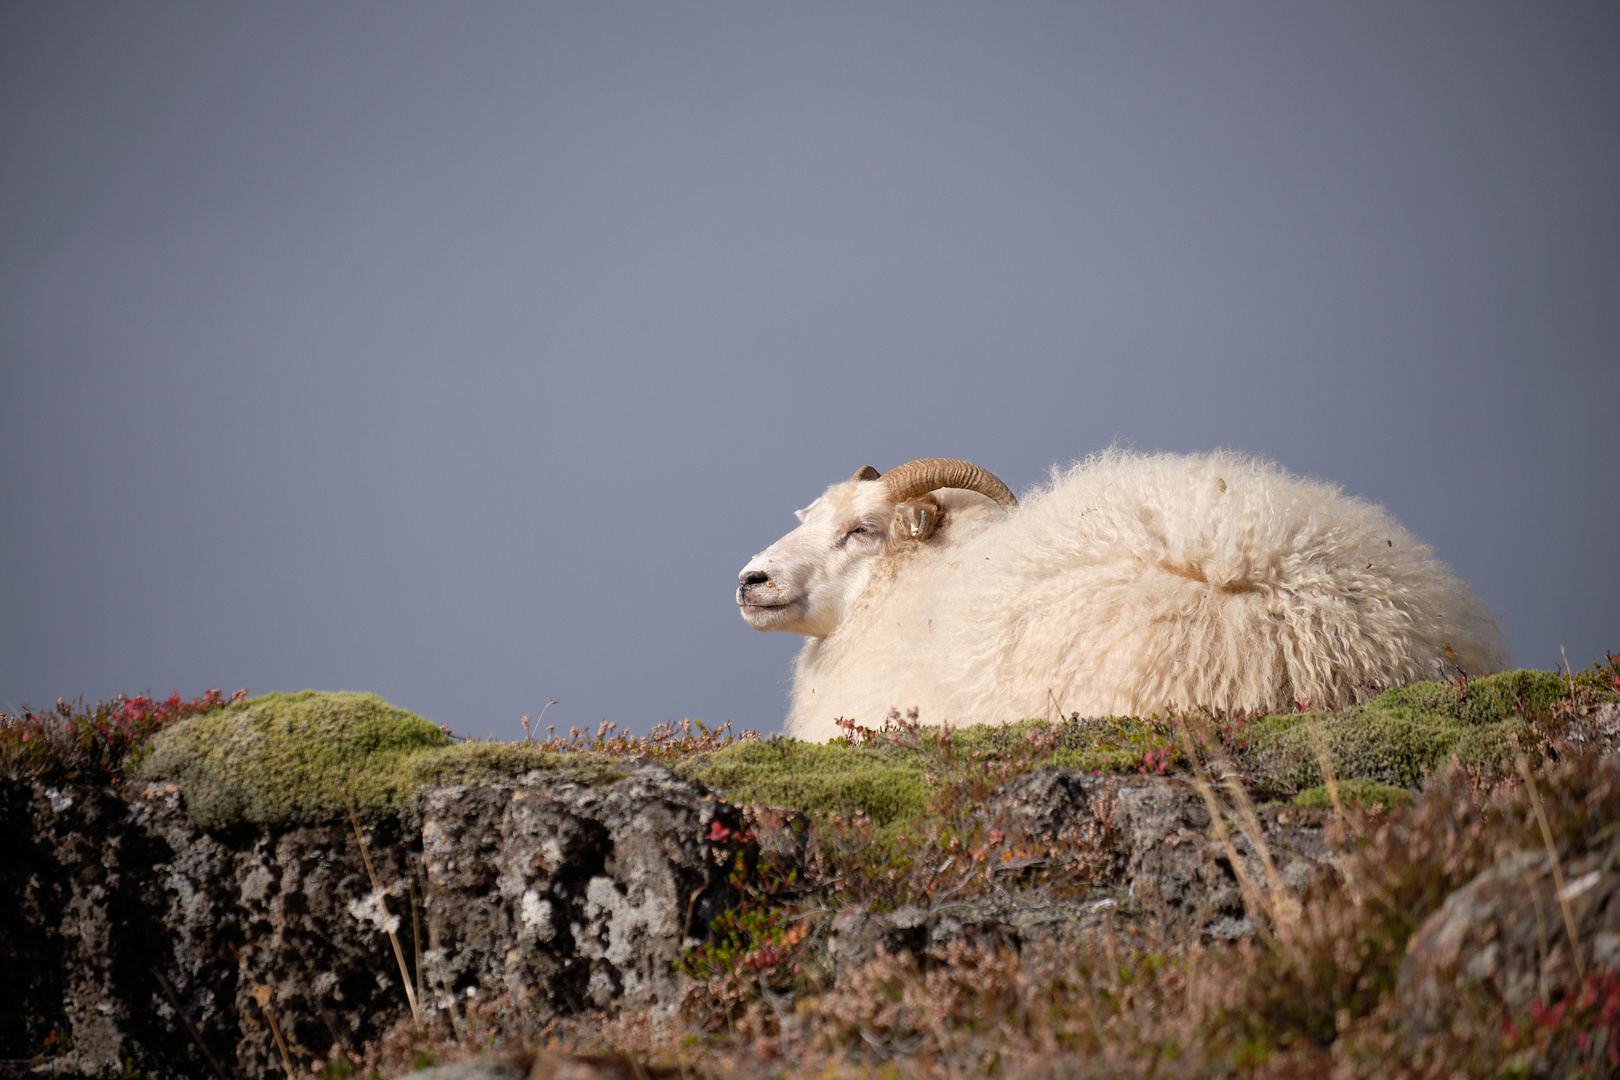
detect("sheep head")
(736, 459), (1016, 637)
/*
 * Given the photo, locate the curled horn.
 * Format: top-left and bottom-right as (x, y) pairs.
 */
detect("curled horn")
(881, 458), (1018, 511)
(850, 465), (882, 482)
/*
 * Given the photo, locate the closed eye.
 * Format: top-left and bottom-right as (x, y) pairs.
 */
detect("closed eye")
(837, 522), (880, 547)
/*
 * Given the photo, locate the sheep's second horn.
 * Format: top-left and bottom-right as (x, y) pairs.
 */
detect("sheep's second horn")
(850, 465), (882, 482)
(881, 458), (1018, 511)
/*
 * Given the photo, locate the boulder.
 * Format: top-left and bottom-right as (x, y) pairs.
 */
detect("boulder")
(993, 767), (1334, 939)
(0, 761), (738, 1078)
(417, 761), (739, 1021)
(1395, 842), (1620, 1042)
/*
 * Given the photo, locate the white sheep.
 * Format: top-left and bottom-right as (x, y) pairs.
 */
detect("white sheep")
(737, 450), (1506, 742)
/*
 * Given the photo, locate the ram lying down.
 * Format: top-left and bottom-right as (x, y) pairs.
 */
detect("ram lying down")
(737, 450), (1506, 743)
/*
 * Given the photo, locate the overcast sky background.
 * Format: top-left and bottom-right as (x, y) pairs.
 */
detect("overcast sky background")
(2, 3), (1616, 738)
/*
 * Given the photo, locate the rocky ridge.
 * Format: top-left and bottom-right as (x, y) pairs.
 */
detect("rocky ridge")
(2, 759), (1341, 1078)
(3, 696), (1614, 1078)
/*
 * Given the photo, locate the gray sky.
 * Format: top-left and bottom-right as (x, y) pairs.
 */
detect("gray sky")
(2, 3), (1616, 738)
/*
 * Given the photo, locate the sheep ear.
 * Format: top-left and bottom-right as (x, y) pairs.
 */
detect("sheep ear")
(850, 465), (882, 482)
(893, 497), (942, 542)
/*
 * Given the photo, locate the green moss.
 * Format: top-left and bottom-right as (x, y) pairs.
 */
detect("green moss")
(137, 691), (456, 830)
(399, 742), (621, 790)
(130, 669), (1574, 832)
(674, 738), (930, 825)
(947, 719), (1060, 758)
(940, 716), (1178, 775)
(137, 691), (639, 831)
(1293, 779), (1412, 812)
(669, 715), (1182, 822)
(1237, 670), (1567, 792)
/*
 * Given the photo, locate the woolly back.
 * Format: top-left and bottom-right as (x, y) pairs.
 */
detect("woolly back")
(947, 448), (1506, 718)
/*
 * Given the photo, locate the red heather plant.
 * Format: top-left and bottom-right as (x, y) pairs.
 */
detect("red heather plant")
(1299, 748), (1620, 1078)
(0, 688), (245, 785)
(678, 807), (816, 1031)
(1502, 970), (1620, 1076)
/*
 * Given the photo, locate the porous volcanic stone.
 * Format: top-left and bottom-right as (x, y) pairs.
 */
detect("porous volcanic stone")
(0, 760), (740, 1079)
(993, 767), (1334, 939)
(417, 760), (741, 1022)
(1395, 842), (1620, 1047)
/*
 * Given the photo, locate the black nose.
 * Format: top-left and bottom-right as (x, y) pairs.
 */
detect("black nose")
(740, 569), (770, 587)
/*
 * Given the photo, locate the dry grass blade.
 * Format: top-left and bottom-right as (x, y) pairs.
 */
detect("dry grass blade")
(1305, 716), (1344, 824)
(1297, 716), (1413, 916)
(1180, 712), (1299, 931)
(1173, 716), (1272, 930)
(1516, 755), (1585, 980)
(1221, 770), (1300, 930)
(407, 857), (426, 1014)
(153, 970), (233, 1080)
(344, 797), (425, 1028)
(1521, 866), (1552, 1005)
(250, 983), (297, 1080)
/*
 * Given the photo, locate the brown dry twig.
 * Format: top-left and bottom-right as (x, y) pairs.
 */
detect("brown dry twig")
(1517, 755), (1585, 980)
(345, 796), (425, 1028)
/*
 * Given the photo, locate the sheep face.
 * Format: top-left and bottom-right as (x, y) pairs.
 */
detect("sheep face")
(736, 477), (897, 638)
(737, 472), (1005, 638)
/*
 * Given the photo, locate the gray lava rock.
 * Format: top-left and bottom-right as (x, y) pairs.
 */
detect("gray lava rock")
(1115, 777), (1333, 936)
(992, 768), (1332, 940)
(989, 766), (1104, 841)
(1566, 700), (1620, 760)
(1, 759), (1338, 1077)
(0, 760), (739, 1079)
(417, 760), (737, 1023)
(1395, 841), (1620, 1045)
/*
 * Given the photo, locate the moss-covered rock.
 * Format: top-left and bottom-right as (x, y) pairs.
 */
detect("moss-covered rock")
(400, 741), (622, 792)
(674, 738), (930, 824)
(1237, 670), (1568, 792)
(135, 691), (451, 829)
(134, 691), (624, 830)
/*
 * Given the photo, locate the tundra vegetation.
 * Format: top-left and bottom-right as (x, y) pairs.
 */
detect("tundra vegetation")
(2, 655), (1618, 1079)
